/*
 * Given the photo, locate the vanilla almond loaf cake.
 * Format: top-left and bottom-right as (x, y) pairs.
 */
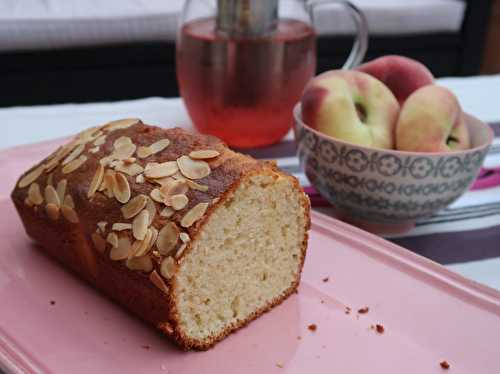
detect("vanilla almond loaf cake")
(11, 119), (311, 350)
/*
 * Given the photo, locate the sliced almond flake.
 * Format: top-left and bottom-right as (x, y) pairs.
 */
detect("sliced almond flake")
(45, 185), (61, 207)
(135, 174), (145, 184)
(156, 222), (179, 256)
(111, 143), (136, 161)
(175, 243), (187, 259)
(144, 161), (178, 179)
(91, 232), (106, 253)
(45, 203), (60, 220)
(149, 270), (169, 294)
(25, 197), (34, 207)
(126, 256), (153, 272)
(189, 149), (220, 159)
(132, 228), (154, 257)
(145, 197), (156, 225)
(187, 180), (209, 192)
(62, 155), (87, 174)
(137, 146), (153, 159)
(123, 157), (136, 165)
(44, 157), (60, 173)
(98, 178), (107, 192)
(28, 183), (44, 205)
(47, 173), (54, 187)
(93, 135), (106, 146)
(104, 118), (140, 132)
(160, 179), (189, 198)
(18, 164), (45, 188)
(113, 136), (133, 149)
(160, 206), (175, 218)
(150, 188), (165, 203)
(97, 221), (108, 233)
(132, 210), (149, 241)
(56, 179), (67, 204)
(129, 240), (143, 258)
(150, 139), (170, 154)
(87, 164), (104, 198)
(89, 146), (100, 154)
(62, 144), (85, 166)
(177, 156), (210, 180)
(113, 173), (131, 203)
(179, 232), (190, 243)
(152, 176), (175, 187)
(99, 155), (114, 166)
(104, 188), (114, 198)
(170, 194), (189, 210)
(171, 171), (187, 181)
(77, 127), (102, 144)
(110, 236), (133, 261)
(112, 223), (132, 231)
(149, 227), (159, 249)
(121, 194), (148, 219)
(114, 162), (143, 176)
(106, 232), (119, 248)
(160, 256), (176, 279)
(103, 169), (116, 198)
(181, 202), (209, 228)
(63, 194), (75, 209)
(61, 205), (79, 223)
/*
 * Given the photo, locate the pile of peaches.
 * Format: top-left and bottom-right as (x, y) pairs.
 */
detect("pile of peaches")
(301, 55), (470, 153)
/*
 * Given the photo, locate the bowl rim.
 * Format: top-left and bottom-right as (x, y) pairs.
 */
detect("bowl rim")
(293, 103), (494, 157)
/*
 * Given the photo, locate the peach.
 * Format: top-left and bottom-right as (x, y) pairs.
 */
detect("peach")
(396, 85), (470, 152)
(301, 70), (399, 149)
(356, 55), (434, 104)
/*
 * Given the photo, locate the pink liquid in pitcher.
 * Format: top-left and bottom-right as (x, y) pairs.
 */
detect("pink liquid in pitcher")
(177, 18), (316, 148)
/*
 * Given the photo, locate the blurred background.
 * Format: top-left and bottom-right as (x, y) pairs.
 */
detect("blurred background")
(0, 0), (497, 107)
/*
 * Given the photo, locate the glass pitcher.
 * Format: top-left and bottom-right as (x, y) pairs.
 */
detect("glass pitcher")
(176, 0), (368, 148)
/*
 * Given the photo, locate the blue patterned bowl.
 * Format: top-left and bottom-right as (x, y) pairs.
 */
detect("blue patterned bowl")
(293, 103), (494, 232)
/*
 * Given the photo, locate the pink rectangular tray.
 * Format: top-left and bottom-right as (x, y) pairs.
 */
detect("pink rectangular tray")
(2, 200), (500, 374)
(1, 139), (500, 373)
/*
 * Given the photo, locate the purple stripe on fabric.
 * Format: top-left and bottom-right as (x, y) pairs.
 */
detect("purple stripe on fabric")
(389, 225), (500, 265)
(491, 122), (500, 136)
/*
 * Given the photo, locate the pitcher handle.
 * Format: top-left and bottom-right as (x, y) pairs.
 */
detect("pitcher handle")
(307, 0), (369, 69)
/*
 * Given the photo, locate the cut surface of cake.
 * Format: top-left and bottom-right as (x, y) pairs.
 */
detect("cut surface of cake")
(11, 119), (310, 350)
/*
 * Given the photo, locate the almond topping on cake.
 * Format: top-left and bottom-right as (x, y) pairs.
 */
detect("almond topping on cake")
(177, 156), (210, 180)
(150, 139), (171, 154)
(160, 256), (176, 279)
(62, 155), (87, 174)
(145, 161), (179, 179)
(45, 203), (60, 220)
(61, 205), (79, 223)
(181, 202), (209, 228)
(157, 222), (179, 255)
(121, 194), (148, 219)
(44, 185), (61, 207)
(91, 232), (107, 253)
(132, 210), (149, 240)
(109, 236), (133, 260)
(88, 164), (104, 198)
(189, 150), (220, 159)
(27, 183), (44, 205)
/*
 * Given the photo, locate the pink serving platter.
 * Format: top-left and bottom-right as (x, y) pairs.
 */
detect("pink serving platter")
(1, 140), (500, 374)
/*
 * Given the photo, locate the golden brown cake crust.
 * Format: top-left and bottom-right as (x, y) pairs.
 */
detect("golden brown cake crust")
(11, 120), (310, 350)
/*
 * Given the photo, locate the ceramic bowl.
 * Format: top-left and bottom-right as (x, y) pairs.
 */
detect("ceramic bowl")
(293, 103), (494, 233)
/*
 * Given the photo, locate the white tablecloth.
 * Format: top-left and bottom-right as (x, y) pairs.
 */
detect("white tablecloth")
(2, 74), (500, 290)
